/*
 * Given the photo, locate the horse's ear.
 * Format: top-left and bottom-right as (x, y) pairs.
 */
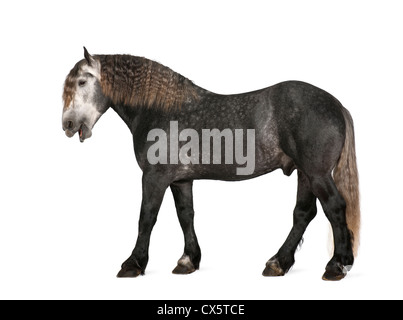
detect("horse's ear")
(83, 46), (94, 66)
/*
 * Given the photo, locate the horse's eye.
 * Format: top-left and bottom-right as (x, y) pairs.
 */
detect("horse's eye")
(78, 80), (86, 87)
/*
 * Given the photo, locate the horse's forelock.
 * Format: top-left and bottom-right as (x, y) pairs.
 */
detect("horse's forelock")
(62, 60), (84, 109)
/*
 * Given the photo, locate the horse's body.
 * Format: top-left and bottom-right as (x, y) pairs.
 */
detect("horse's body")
(62, 49), (360, 280)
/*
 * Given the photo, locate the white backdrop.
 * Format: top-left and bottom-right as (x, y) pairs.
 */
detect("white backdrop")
(1, 0), (402, 300)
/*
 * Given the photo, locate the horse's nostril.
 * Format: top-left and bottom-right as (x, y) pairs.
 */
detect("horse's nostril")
(67, 121), (74, 129)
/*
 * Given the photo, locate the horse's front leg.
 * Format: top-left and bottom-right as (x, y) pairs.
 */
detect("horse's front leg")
(117, 172), (169, 277)
(170, 180), (201, 275)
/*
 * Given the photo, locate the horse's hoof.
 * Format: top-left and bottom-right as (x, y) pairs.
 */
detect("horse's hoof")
(117, 258), (143, 278)
(322, 263), (350, 281)
(117, 266), (142, 278)
(262, 258), (285, 277)
(172, 264), (196, 275)
(322, 270), (346, 281)
(172, 254), (196, 275)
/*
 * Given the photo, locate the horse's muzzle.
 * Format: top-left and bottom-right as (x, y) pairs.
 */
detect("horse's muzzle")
(62, 120), (92, 142)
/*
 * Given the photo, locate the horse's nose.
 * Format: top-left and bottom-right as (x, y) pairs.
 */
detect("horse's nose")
(63, 120), (74, 131)
(63, 119), (76, 138)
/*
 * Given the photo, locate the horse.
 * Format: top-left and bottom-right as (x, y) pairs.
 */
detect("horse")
(62, 47), (360, 281)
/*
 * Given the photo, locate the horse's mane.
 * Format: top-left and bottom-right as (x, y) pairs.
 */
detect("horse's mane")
(97, 55), (199, 110)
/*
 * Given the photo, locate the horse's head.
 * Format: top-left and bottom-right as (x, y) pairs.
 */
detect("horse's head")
(62, 47), (109, 142)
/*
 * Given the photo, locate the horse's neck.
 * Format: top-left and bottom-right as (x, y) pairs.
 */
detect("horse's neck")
(109, 84), (209, 132)
(110, 103), (139, 132)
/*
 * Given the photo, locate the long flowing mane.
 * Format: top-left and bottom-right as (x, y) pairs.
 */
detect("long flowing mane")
(97, 55), (199, 110)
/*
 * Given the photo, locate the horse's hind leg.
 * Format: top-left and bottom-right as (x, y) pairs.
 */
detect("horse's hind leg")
(170, 180), (201, 274)
(309, 175), (354, 281)
(263, 170), (317, 276)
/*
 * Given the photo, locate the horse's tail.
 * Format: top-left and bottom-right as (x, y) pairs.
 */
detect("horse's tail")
(333, 107), (361, 257)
